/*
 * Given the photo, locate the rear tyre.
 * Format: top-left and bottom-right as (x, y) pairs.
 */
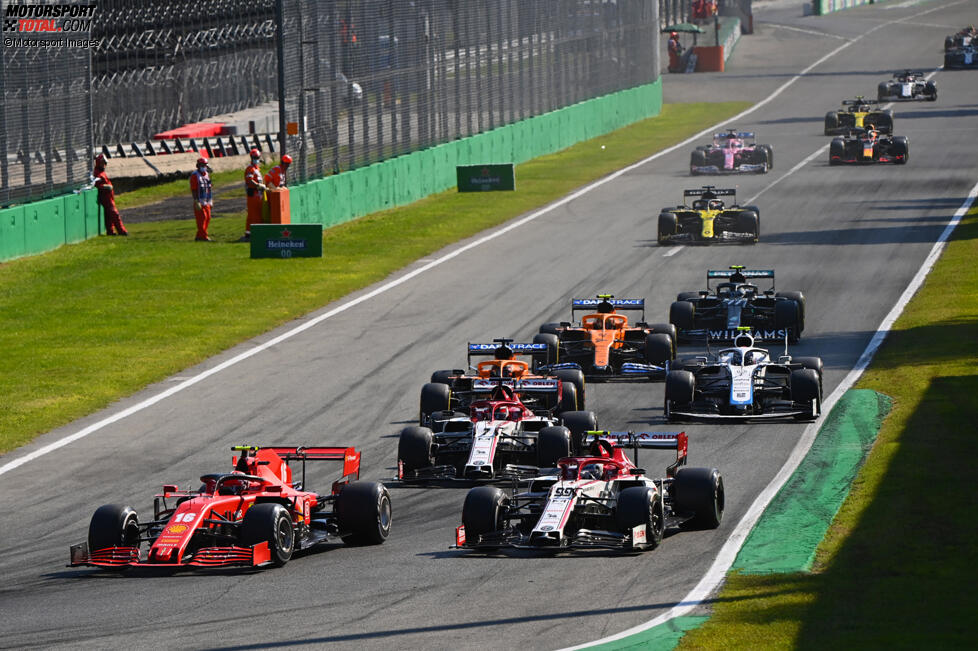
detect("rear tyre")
(669, 300), (695, 331)
(645, 333), (675, 365)
(555, 368), (586, 409)
(539, 322), (562, 335)
(398, 426), (434, 473)
(462, 486), (507, 544)
(892, 136), (909, 164)
(658, 212), (677, 245)
(664, 370), (695, 422)
(88, 504), (140, 553)
(824, 112), (839, 135)
(775, 291), (806, 336)
(774, 299), (802, 343)
(561, 410), (598, 453)
(532, 332), (560, 367)
(673, 467), (724, 529)
(419, 382), (451, 424)
(537, 426), (571, 468)
(240, 503), (294, 566)
(676, 291), (700, 302)
(337, 481), (392, 545)
(877, 82), (889, 102)
(738, 211), (759, 244)
(647, 323), (678, 356)
(690, 150), (707, 175)
(616, 487), (664, 549)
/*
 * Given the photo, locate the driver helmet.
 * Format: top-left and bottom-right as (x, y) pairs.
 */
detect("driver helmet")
(581, 463), (602, 480)
(708, 199), (723, 210)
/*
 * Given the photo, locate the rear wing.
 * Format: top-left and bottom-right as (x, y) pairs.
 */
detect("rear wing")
(467, 340), (549, 365)
(842, 97), (880, 107)
(571, 297), (645, 320)
(232, 445), (361, 486)
(582, 430), (688, 476)
(470, 378), (559, 393)
(706, 267), (775, 290)
(684, 187), (736, 197)
(715, 131), (755, 142)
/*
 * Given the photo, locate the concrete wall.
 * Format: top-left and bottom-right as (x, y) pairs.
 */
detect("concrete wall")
(814, 0), (875, 16)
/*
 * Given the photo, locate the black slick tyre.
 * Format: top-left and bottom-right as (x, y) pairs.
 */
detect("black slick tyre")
(790, 369), (822, 421)
(774, 300), (801, 342)
(533, 332), (560, 367)
(647, 323), (678, 356)
(89, 504), (140, 553)
(672, 467), (724, 529)
(240, 503), (295, 566)
(462, 486), (507, 544)
(644, 333), (674, 365)
(824, 112), (839, 135)
(775, 291), (806, 336)
(664, 370), (695, 422)
(430, 370), (455, 385)
(669, 300), (695, 331)
(537, 426), (571, 468)
(555, 368), (586, 409)
(616, 487), (664, 549)
(337, 481), (392, 545)
(398, 426), (434, 473)
(419, 382), (451, 424)
(738, 210), (759, 244)
(561, 410), (598, 453)
(658, 212), (677, 245)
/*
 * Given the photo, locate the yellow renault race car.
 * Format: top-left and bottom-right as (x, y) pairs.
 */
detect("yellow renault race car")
(657, 186), (759, 245)
(824, 97), (893, 135)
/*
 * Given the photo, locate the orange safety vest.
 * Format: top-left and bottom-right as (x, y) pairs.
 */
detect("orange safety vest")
(264, 165), (287, 189)
(245, 163), (263, 196)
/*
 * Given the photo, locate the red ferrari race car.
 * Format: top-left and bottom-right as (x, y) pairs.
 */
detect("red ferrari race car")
(455, 430), (723, 552)
(829, 127), (908, 165)
(69, 446), (391, 570)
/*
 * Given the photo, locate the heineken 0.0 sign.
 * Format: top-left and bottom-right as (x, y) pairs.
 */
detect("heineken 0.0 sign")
(250, 224), (323, 259)
(457, 164), (515, 192)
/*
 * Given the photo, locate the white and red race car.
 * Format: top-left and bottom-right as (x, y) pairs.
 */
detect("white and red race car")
(455, 431), (723, 552)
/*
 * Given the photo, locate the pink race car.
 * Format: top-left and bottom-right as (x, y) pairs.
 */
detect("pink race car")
(690, 130), (773, 175)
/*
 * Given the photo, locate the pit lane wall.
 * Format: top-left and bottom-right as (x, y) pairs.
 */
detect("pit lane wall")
(0, 81), (662, 262)
(693, 17), (742, 72)
(813, 0), (876, 16)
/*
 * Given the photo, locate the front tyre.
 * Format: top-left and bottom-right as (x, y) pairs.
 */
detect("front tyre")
(616, 487), (664, 549)
(240, 503), (295, 566)
(88, 504), (140, 553)
(462, 486), (508, 545)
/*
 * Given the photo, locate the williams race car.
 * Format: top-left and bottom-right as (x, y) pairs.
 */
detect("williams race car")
(944, 26), (975, 51)
(69, 446), (391, 570)
(829, 127), (908, 165)
(455, 430), (723, 552)
(945, 42), (978, 69)
(399, 384), (598, 482)
(670, 266), (806, 343)
(535, 295), (676, 381)
(824, 97), (893, 135)
(877, 70), (937, 102)
(420, 339), (587, 426)
(664, 330), (823, 422)
(689, 130), (773, 175)
(658, 186), (759, 245)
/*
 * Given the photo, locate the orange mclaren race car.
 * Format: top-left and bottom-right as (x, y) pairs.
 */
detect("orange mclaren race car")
(419, 339), (587, 426)
(535, 295), (676, 381)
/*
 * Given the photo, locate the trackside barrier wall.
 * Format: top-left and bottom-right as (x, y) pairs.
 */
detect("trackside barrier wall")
(0, 190), (99, 263)
(289, 80), (663, 228)
(0, 80), (661, 261)
(813, 0), (875, 16)
(693, 17), (742, 72)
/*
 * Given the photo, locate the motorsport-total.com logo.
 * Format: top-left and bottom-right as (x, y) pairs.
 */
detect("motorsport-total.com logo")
(3, 3), (96, 33)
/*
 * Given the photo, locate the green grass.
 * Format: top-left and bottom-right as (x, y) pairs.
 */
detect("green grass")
(677, 205), (978, 649)
(0, 101), (749, 454)
(114, 168), (246, 210)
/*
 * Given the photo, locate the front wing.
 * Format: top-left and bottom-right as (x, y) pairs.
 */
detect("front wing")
(69, 541), (271, 568)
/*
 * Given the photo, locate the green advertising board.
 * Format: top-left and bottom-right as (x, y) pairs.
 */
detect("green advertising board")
(456, 164), (516, 192)
(250, 224), (323, 259)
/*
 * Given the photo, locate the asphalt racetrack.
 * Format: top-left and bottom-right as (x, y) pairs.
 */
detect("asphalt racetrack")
(2, 1), (977, 648)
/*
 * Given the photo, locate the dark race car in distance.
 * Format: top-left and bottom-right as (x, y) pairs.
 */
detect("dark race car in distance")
(945, 42), (978, 69)
(824, 97), (893, 135)
(536, 295), (676, 381)
(829, 127), (908, 165)
(69, 446), (391, 570)
(877, 70), (937, 102)
(690, 129), (773, 175)
(664, 330), (823, 422)
(670, 266), (806, 343)
(398, 383), (598, 482)
(944, 26), (975, 51)
(658, 186), (759, 245)
(455, 430), (723, 552)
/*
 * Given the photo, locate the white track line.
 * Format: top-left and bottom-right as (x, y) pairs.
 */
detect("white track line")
(0, 2), (959, 480)
(663, 246), (685, 257)
(764, 23), (851, 40)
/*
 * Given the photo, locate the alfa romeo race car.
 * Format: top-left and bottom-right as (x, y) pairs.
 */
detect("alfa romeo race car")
(535, 295), (676, 381)
(824, 97), (893, 135)
(398, 384), (598, 482)
(664, 330), (823, 421)
(689, 130), (773, 175)
(877, 70), (937, 102)
(455, 430), (723, 552)
(420, 339), (586, 426)
(658, 186), (759, 245)
(829, 127), (908, 165)
(669, 266), (806, 343)
(69, 446), (391, 570)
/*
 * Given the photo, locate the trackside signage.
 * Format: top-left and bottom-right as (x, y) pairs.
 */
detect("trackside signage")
(456, 164), (515, 192)
(250, 224), (323, 259)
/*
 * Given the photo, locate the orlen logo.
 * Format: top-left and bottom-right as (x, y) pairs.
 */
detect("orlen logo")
(3, 4), (96, 33)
